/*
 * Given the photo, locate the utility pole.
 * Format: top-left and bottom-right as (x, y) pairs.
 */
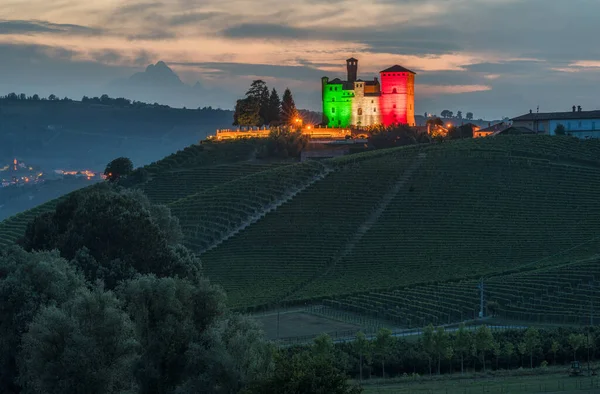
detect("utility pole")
(478, 278), (484, 319)
(590, 281), (594, 326)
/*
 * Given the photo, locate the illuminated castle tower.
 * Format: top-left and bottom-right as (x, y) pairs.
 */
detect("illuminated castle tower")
(321, 58), (416, 127)
(379, 65), (416, 126)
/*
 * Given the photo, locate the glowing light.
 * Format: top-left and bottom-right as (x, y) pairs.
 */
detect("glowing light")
(447, 123), (452, 128)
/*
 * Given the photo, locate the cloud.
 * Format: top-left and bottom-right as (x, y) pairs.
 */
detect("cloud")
(418, 84), (492, 96)
(168, 12), (225, 26)
(0, 20), (102, 35)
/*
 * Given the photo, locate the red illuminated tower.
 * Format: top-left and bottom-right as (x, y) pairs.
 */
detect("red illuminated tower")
(379, 65), (416, 126)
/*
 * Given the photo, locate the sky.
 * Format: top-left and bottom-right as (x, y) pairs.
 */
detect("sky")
(1, 0), (600, 119)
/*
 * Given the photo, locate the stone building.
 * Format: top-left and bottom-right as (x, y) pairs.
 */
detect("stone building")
(321, 58), (416, 128)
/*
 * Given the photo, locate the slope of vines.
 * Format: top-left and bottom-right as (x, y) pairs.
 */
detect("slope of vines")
(323, 258), (600, 328)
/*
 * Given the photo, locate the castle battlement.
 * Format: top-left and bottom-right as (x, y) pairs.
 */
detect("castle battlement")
(321, 58), (416, 128)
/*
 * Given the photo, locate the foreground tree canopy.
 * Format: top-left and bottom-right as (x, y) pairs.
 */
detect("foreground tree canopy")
(20, 184), (197, 288)
(4, 183), (359, 393)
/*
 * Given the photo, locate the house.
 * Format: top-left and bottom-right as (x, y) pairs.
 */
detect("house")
(511, 106), (600, 138)
(473, 122), (511, 138)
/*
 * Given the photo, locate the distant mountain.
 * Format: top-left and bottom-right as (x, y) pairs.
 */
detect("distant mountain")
(128, 61), (184, 88)
(107, 61), (232, 109)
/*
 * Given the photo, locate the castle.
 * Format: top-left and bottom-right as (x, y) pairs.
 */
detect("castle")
(321, 58), (416, 128)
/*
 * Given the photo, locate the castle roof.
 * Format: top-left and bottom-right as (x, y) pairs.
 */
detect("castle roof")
(347, 57), (358, 62)
(380, 65), (416, 74)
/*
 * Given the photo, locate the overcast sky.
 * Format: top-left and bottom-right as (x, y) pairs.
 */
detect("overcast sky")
(1, 0), (600, 118)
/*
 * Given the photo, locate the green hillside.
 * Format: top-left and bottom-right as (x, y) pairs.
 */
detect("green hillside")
(2, 135), (600, 329)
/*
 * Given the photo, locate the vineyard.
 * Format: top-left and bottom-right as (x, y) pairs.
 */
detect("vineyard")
(322, 258), (600, 328)
(2, 135), (600, 330)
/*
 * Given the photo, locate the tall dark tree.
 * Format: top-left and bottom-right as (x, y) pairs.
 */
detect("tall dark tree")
(233, 98), (261, 127)
(245, 80), (270, 125)
(466, 112), (474, 120)
(267, 88), (281, 125)
(280, 88), (298, 125)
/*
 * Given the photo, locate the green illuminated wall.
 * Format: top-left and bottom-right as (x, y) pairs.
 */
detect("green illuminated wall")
(322, 82), (353, 127)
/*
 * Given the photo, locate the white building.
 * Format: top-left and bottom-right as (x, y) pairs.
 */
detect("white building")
(511, 106), (600, 138)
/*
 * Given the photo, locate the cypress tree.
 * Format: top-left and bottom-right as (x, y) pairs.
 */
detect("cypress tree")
(267, 88), (281, 125)
(280, 88), (298, 125)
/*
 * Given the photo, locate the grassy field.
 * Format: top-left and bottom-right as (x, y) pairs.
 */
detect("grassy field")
(254, 310), (361, 340)
(362, 372), (600, 393)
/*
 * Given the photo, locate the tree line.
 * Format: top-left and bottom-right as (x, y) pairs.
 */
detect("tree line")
(233, 80), (299, 127)
(0, 92), (223, 111)
(289, 324), (600, 382)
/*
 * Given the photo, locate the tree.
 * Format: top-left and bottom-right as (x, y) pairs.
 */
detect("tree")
(568, 333), (585, 361)
(233, 97), (261, 127)
(280, 88), (298, 125)
(32, 94), (40, 101)
(492, 341), (501, 370)
(354, 331), (372, 382)
(433, 327), (451, 374)
(374, 328), (394, 378)
(457, 111), (463, 119)
(474, 325), (494, 372)
(48, 94), (57, 101)
(104, 157), (133, 182)
(422, 324), (435, 375)
(454, 323), (472, 374)
(466, 112), (474, 120)
(20, 185), (197, 289)
(245, 80), (270, 125)
(502, 342), (515, 369)
(267, 88), (281, 125)
(0, 247), (86, 393)
(259, 127), (309, 159)
(554, 124), (566, 135)
(118, 274), (271, 393)
(440, 110), (453, 118)
(247, 342), (361, 394)
(521, 327), (541, 369)
(551, 340), (560, 365)
(18, 286), (139, 394)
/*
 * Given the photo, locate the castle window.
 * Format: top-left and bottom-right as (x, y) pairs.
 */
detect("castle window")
(329, 87), (332, 91)
(392, 88), (397, 94)
(371, 100), (374, 103)
(331, 107), (335, 113)
(393, 104), (397, 109)
(374, 108), (377, 113)
(332, 98), (335, 102)
(358, 108), (363, 116)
